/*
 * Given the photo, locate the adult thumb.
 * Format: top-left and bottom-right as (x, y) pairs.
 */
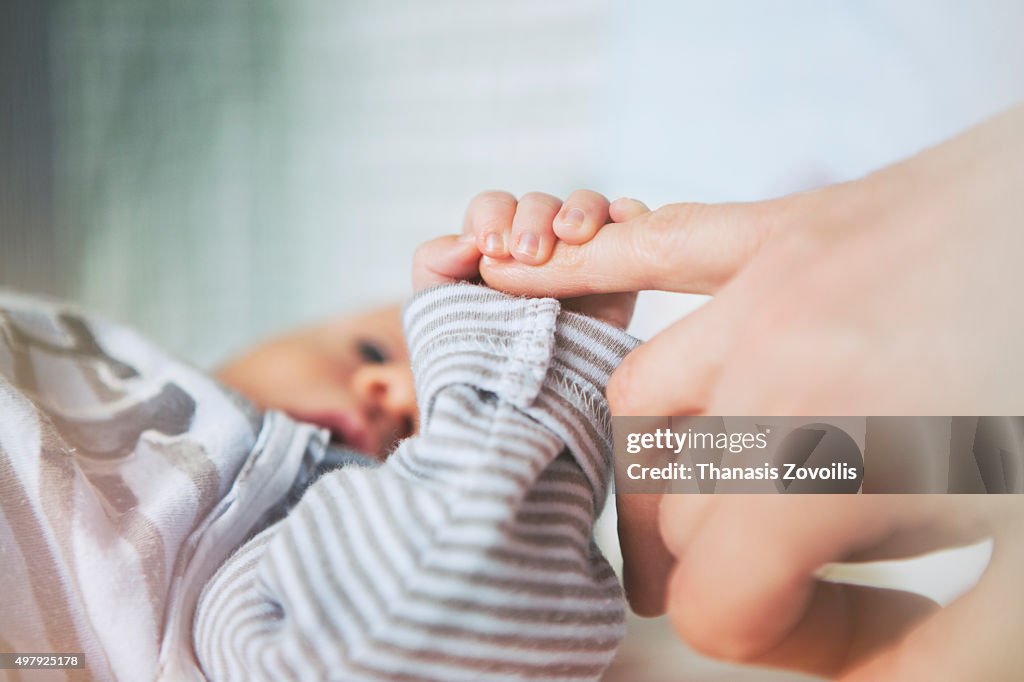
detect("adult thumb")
(607, 295), (739, 416)
(480, 199), (780, 298)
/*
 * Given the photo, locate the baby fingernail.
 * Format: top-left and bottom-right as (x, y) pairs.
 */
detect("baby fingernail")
(514, 233), (540, 258)
(484, 232), (505, 254)
(560, 207), (585, 231)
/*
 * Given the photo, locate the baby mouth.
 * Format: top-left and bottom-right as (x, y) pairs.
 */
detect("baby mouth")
(293, 410), (373, 455)
(292, 411), (415, 461)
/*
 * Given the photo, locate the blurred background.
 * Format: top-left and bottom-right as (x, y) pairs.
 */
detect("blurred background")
(3, 1), (1023, 679)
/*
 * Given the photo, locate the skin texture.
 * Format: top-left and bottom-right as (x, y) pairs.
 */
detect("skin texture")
(468, 105), (1024, 679)
(655, 495), (1024, 680)
(414, 191), (652, 329)
(216, 304), (416, 460)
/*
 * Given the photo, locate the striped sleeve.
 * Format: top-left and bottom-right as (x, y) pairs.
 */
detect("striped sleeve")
(193, 283), (641, 682)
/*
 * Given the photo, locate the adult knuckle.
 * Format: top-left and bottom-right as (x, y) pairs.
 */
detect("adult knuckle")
(672, 614), (747, 662)
(666, 571), (761, 663)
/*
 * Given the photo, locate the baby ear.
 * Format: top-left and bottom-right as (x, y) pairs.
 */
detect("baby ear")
(411, 234), (482, 291)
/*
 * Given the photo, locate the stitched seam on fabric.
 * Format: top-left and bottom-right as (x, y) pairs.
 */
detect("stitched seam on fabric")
(548, 370), (610, 437)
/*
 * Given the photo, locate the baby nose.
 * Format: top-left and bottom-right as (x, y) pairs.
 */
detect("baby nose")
(353, 364), (417, 425)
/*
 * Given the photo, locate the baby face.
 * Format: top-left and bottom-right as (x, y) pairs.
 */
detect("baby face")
(217, 304), (415, 460)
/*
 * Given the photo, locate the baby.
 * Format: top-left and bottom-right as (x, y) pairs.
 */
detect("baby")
(214, 304), (415, 460)
(0, 190), (646, 682)
(216, 190), (647, 460)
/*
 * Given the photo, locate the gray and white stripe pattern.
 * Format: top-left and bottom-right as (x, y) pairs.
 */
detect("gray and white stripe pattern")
(194, 284), (640, 681)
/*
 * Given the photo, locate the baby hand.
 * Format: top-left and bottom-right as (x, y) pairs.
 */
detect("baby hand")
(412, 190), (649, 328)
(411, 232), (482, 292)
(469, 191), (650, 328)
(463, 190), (624, 265)
(472, 192), (652, 296)
(412, 190), (594, 292)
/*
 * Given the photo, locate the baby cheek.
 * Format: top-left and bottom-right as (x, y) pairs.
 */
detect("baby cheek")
(262, 356), (357, 413)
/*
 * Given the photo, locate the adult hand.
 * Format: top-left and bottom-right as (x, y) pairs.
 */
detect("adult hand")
(655, 494), (1024, 680)
(477, 105), (1024, 679)
(478, 105), (1024, 416)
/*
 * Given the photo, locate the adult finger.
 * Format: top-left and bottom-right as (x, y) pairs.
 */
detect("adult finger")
(411, 234), (481, 291)
(662, 495), (997, 676)
(615, 492), (675, 616)
(480, 199), (779, 298)
(843, 503), (1024, 680)
(616, 490), (713, 617)
(552, 189), (611, 244)
(509, 192), (562, 265)
(463, 190), (518, 258)
(607, 295), (740, 416)
(558, 197), (650, 327)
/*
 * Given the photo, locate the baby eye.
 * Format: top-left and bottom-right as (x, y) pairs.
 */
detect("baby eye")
(356, 340), (389, 364)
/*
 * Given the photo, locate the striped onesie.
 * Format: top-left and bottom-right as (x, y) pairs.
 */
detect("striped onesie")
(0, 283), (639, 681)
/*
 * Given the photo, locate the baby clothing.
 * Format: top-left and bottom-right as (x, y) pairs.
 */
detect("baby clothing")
(0, 289), (328, 682)
(0, 283), (639, 681)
